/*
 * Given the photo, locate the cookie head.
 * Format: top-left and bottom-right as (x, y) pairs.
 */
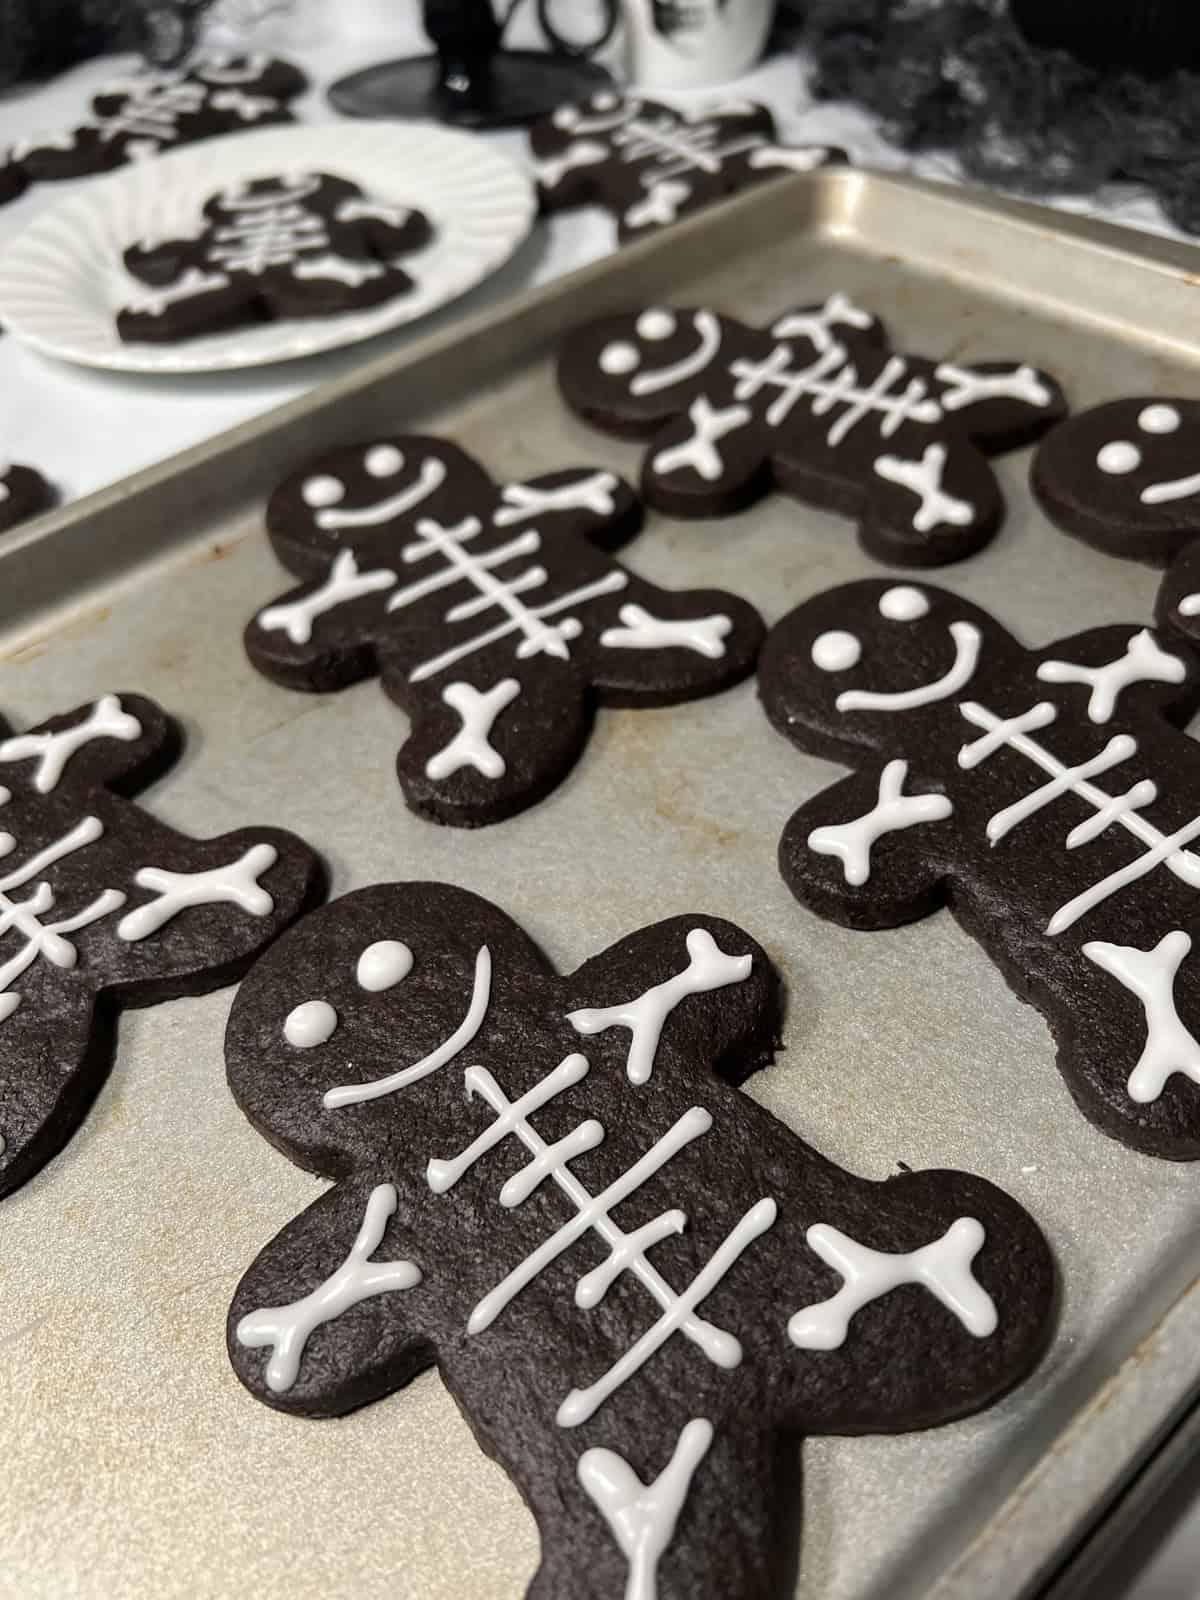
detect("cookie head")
(760, 581), (1000, 761)
(558, 307), (739, 436)
(1033, 398), (1200, 565)
(265, 437), (484, 576)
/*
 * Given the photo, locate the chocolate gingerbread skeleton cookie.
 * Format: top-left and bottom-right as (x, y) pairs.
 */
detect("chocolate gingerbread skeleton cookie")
(227, 883), (1053, 1600)
(0, 692), (322, 1199)
(530, 91), (843, 243)
(759, 578), (1200, 1159)
(0, 461), (55, 534)
(14, 55), (305, 185)
(1033, 398), (1200, 565)
(245, 436), (764, 827)
(559, 295), (1067, 565)
(117, 173), (433, 344)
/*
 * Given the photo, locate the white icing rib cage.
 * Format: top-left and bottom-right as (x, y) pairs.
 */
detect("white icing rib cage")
(0, 123), (536, 372)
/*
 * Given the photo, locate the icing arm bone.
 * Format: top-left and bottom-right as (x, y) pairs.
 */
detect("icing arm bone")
(226, 883), (1053, 1598)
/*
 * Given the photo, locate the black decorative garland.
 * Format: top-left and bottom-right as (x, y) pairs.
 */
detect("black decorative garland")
(802, 0), (1200, 234)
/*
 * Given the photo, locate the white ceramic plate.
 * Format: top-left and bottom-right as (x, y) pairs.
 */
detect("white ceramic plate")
(0, 122), (536, 372)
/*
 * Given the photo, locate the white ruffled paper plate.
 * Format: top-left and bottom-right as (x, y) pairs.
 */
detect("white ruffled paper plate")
(0, 122), (536, 373)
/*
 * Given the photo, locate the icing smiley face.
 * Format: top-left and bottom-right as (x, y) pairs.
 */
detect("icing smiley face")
(560, 297), (1067, 565)
(247, 434), (765, 827)
(530, 92), (844, 243)
(1033, 397), (1200, 565)
(226, 881), (1053, 1600)
(760, 578), (1200, 1159)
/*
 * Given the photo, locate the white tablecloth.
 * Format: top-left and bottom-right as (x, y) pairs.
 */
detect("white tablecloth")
(1, 11), (1197, 1595)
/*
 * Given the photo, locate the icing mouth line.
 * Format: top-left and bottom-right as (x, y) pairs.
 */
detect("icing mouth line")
(1142, 471), (1200, 506)
(836, 621), (982, 713)
(317, 459), (448, 530)
(631, 311), (721, 397)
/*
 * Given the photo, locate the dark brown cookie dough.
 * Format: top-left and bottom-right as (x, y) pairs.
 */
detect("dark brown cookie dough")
(0, 156), (27, 206)
(759, 576), (1200, 1159)
(245, 436), (765, 827)
(226, 881), (1054, 1600)
(1032, 397), (1200, 565)
(116, 172), (434, 344)
(14, 54), (306, 184)
(530, 91), (844, 242)
(558, 296), (1067, 565)
(0, 461), (55, 534)
(0, 691), (324, 1199)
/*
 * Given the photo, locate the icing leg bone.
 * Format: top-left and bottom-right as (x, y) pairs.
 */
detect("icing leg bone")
(578, 1418), (714, 1600)
(227, 885), (1054, 1598)
(246, 438), (764, 827)
(761, 576), (1200, 1159)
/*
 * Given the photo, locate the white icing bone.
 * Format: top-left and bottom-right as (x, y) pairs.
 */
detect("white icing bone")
(117, 841), (278, 941)
(1085, 931), (1200, 1103)
(808, 759), (953, 885)
(600, 604), (731, 658)
(567, 927), (751, 1084)
(873, 443), (974, 533)
(652, 397), (752, 482)
(425, 679), (521, 781)
(0, 695), (141, 793)
(492, 472), (619, 526)
(788, 1217), (996, 1348)
(1036, 629), (1186, 723)
(256, 549), (397, 643)
(624, 179), (691, 229)
(235, 1183), (421, 1391)
(933, 362), (1052, 410)
(579, 1418), (714, 1600)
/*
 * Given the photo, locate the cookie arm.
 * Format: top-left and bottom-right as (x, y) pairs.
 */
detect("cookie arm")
(228, 1176), (434, 1418)
(782, 1166), (1055, 1435)
(562, 913), (781, 1091)
(778, 762), (958, 929)
(584, 577), (765, 707)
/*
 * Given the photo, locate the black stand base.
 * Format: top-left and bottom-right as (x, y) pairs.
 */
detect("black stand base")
(327, 50), (615, 130)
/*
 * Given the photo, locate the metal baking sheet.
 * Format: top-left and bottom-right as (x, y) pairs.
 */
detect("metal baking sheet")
(4, 169), (1200, 1600)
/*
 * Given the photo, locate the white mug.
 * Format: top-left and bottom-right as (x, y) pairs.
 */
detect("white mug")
(620, 0), (776, 90)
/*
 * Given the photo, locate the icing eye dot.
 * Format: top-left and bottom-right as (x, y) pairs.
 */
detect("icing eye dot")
(1139, 404), (1181, 435)
(637, 309), (676, 341)
(357, 939), (413, 992)
(1096, 441), (1141, 475)
(600, 341), (640, 375)
(284, 999), (338, 1048)
(364, 444), (404, 478)
(301, 474), (345, 508)
(593, 91), (618, 110)
(811, 630), (862, 672)
(878, 585), (929, 622)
